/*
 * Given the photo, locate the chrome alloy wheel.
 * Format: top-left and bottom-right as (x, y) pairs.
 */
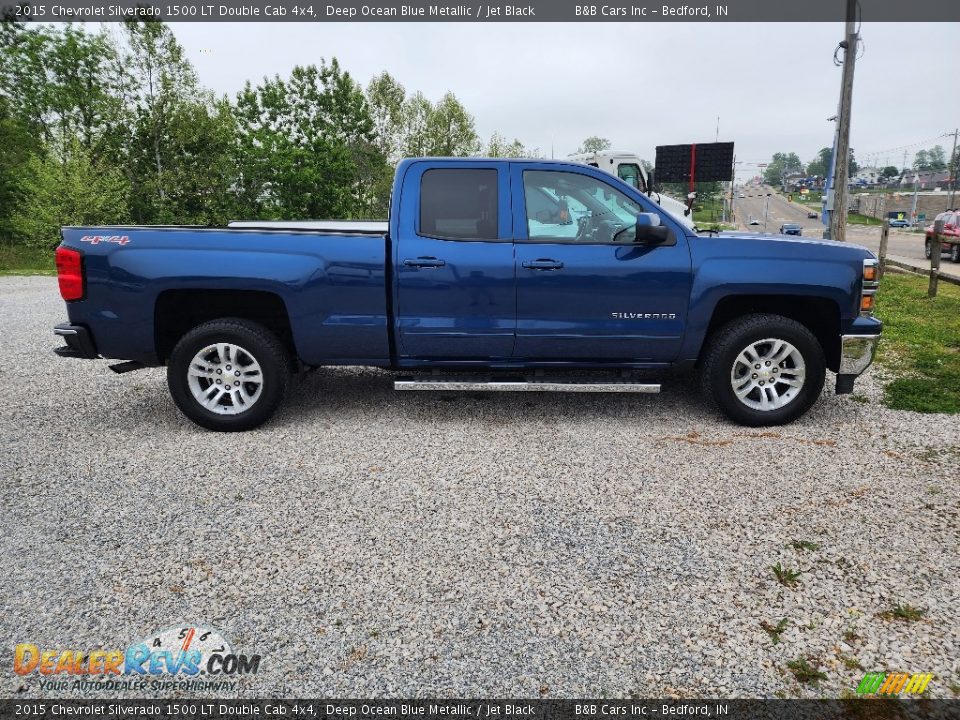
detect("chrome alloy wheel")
(187, 343), (263, 415)
(730, 338), (806, 411)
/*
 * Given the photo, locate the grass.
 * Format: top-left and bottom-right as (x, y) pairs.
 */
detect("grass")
(874, 272), (960, 413)
(786, 657), (828, 686)
(693, 198), (727, 224)
(0, 243), (56, 275)
(760, 618), (789, 644)
(771, 562), (802, 587)
(697, 221), (736, 232)
(847, 212), (883, 226)
(789, 539), (820, 552)
(879, 603), (927, 622)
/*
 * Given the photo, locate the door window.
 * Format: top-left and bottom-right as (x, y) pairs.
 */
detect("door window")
(523, 170), (643, 244)
(419, 168), (499, 240)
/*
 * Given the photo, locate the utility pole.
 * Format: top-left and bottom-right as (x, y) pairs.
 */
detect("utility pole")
(728, 154), (736, 224)
(829, 0), (858, 242)
(947, 127), (958, 211)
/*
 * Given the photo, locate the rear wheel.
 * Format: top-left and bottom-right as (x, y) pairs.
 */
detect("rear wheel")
(700, 314), (826, 426)
(925, 239), (932, 259)
(167, 318), (291, 431)
(950, 244), (960, 263)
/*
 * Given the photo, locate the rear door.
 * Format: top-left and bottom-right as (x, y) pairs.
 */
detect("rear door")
(393, 161), (515, 360)
(510, 163), (692, 363)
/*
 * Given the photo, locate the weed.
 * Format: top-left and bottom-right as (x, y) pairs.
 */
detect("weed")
(838, 654), (863, 671)
(772, 562), (802, 587)
(786, 658), (827, 686)
(760, 618), (789, 644)
(880, 603), (927, 622)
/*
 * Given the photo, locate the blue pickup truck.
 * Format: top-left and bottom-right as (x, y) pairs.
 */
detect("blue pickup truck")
(54, 158), (881, 431)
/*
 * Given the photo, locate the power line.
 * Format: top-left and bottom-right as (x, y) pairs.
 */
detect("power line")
(857, 132), (953, 159)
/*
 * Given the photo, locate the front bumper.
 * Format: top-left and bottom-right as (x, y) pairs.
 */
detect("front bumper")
(54, 323), (98, 359)
(835, 333), (880, 394)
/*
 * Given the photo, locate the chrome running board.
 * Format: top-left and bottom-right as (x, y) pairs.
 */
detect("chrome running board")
(394, 378), (661, 393)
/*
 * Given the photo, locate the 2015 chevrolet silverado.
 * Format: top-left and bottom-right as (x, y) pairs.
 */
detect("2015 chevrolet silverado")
(53, 158), (881, 431)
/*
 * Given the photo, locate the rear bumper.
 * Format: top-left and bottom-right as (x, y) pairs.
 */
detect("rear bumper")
(54, 323), (98, 359)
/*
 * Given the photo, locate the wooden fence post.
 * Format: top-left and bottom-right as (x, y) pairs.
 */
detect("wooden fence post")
(928, 219), (943, 298)
(878, 219), (890, 280)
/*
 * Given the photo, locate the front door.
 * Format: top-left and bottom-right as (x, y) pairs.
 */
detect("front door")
(511, 165), (691, 363)
(394, 162), (515, 360)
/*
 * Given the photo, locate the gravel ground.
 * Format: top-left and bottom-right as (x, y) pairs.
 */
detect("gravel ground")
(1, 275), (958, 699)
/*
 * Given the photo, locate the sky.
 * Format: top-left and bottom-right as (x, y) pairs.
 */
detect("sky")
(167, 21), (959, 181)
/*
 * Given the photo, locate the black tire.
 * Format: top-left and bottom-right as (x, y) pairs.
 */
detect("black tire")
(167, 318), (291, 432)
(925, 239), (932, 259)
(699, 313), (826, 427)
(950, 244), (960, 263)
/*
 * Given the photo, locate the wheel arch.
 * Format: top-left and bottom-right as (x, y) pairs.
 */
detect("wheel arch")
(699, 294), (842, 372)
(155, 289), (295, 364)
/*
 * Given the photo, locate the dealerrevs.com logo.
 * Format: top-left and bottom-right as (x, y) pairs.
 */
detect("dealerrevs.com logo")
(14, 625), (261, 692)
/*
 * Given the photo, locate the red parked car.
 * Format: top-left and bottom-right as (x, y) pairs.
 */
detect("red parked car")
(924, 211), (960, 263)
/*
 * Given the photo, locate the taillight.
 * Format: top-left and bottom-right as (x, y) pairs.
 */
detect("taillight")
(55, 246), (85, 301)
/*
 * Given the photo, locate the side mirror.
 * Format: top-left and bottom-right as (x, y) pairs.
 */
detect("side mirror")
(635, 213), (670, 244)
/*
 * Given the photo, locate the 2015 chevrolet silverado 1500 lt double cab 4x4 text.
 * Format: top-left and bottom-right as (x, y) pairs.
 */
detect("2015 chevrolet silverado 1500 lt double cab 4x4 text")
(53, 158), (881, 432)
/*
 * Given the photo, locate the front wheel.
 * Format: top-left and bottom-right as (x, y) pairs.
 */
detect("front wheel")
(950, 244), (960, 263)
(167, 318), (291, 431)
(700, 314), (826, 426)
(925, 239), (932, 259)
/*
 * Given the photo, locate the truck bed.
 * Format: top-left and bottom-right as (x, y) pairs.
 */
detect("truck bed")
(59, 225), (391, 367)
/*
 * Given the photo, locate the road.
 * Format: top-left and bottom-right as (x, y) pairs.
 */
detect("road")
(730, 185), (960, 280)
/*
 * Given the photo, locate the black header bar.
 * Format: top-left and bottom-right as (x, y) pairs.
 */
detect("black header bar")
(2, 699), (958, 720)
(3, 0), (958, 22)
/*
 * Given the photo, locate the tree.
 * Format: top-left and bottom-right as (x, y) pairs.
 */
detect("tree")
(912, 147), (946, 171)
(401, 91), (433, 158)
(763, 152), (803, 185)
(366, 71), (406, 164)
(424, 92), (479, 156)
(577, 136), (611, 154)
(806, 147), (832, 178)
(10, 140), (130, 248)
(0, 23), (122, 156)
(805, 147), (856, 180)
(0, 98), (38, 241)
(927, 145), (947, 171)
(879, 166), (899, 180)
(485, 132), (529, 158)
(234, 60), (387, 220)
(122, 19), (202, 220)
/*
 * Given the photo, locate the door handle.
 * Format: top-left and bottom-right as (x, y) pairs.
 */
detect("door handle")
(403, 257), (446, 268)
(522, 259), (564, 270)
